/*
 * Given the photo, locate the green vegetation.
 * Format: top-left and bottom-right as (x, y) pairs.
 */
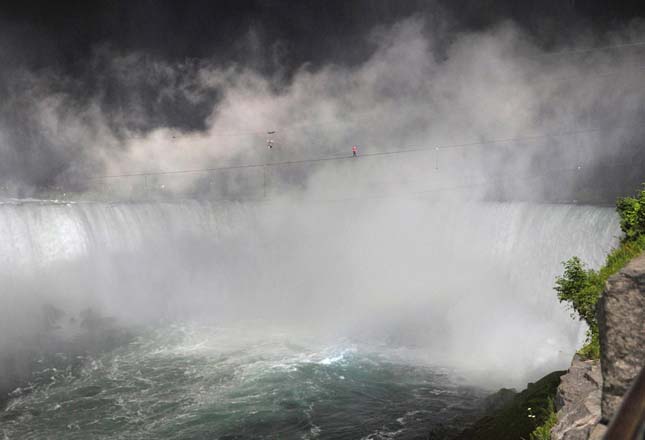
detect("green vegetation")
(528, 399), (557, 440)
(617, 186), (645, 240)
(453, 371), (565, 440)
(457, 186), (645, 439)
(554, 184), (645, 359)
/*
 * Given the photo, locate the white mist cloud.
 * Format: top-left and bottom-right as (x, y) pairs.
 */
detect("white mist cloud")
(72, 17), (643, 203)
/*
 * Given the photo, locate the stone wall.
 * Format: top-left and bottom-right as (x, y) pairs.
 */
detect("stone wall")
(597, 253), (645, 422)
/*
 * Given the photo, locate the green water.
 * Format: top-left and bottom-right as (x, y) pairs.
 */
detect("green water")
(1, 324), (487, 439)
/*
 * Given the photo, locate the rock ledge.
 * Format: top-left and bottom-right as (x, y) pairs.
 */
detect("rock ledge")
(597, 252), (645, 422)
(551, 355), (602, 440)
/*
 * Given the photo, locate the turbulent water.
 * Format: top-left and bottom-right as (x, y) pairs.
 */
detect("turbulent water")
(1, 325), (490, 439)
(0, 198), (621, 438)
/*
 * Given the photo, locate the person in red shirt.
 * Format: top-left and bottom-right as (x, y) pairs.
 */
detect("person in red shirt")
(352, 145), (358, 157)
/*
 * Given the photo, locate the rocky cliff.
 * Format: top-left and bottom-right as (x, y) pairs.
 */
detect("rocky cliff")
(597, 253), (645, 423)
(552, 252), (645, 439)
(551, 356), (602, 440)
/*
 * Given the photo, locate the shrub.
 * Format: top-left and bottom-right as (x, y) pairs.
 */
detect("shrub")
(554, 257), (599, 327)
(616, 185), (645, 241)
(554, 184), (645, 359)
(554, 257), (603, 358)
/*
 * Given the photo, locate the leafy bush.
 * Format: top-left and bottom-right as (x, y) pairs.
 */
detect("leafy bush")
(554, 184), (645, 359)
(616, 185), (645, 241)
(554, 257), (599, 326)
(554, 256), (602, 359)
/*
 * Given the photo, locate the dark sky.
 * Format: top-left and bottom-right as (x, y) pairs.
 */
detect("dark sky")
(1, 0), (644, 194)
(2, 0), (645, 74)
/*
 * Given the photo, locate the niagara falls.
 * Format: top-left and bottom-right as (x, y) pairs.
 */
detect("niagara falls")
(1, 1), (645, 439)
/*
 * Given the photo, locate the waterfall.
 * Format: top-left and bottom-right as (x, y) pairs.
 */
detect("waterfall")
(0, 198), (621, 386)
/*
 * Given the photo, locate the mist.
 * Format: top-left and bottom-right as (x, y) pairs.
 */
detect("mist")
(1, 17), (644, 198)
(0, 198), (621, 390)
(1, 13), (644, 394)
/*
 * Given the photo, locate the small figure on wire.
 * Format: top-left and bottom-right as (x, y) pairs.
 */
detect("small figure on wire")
(267, 131), (276, 149)
(352, 145), (358, 157)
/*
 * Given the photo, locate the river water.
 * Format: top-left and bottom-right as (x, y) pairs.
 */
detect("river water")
(1, 324), (491, 439)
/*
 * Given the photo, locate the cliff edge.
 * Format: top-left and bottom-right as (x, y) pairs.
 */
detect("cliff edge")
(551, 356), (602, 440)
(552, 252), (645, 439)
(597, 252), (645, 423)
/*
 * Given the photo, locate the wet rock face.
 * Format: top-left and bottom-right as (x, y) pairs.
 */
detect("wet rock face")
(597, 253), (645, 422)
(551, 356), (602, 440)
